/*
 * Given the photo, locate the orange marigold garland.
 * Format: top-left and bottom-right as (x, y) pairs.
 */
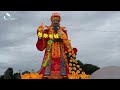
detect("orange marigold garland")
(68, 57), (91, 79)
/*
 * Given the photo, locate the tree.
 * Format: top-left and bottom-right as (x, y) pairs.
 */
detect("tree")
(4, 68), (14, 79)
(82, 64), (100, 75)
(13, 73), (21, 79)
(77, 60), (84, 68)
(0, 75), (4, 79)
(22, 71), (30, 75)
(76, 60), (100, 75)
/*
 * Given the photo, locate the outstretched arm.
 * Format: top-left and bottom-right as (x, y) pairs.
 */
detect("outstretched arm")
(36, 24), (48, 51)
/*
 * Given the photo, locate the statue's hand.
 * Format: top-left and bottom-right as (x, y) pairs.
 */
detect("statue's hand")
(37, 23), (44, 39)
(38, 22), (44, 32)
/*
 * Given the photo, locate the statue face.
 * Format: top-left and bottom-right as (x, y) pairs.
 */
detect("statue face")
(51, 16), (60, 23)
(52, 23), (60, 31)
(52, 22), (60, 31)
(51, 16), (60, 31)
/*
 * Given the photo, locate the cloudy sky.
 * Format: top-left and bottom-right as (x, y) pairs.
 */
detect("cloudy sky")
(0, 11), (120, 75)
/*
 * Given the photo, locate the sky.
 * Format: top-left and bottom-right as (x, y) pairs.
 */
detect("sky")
(0, 11), (120, 75)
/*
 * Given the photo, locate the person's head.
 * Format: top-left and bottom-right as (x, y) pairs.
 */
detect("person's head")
(51, 13), (61, 31)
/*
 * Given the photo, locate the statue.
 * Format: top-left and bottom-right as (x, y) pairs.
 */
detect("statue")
(36, 13), (78, 79)
(21, 13), (90, 79)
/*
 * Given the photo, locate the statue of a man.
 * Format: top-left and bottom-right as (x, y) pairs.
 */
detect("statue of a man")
(36, 13), (77, 79)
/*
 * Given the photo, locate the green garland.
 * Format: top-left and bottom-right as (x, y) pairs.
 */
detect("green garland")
(43, 52), (50, 67)
(43, 40), (53, 67)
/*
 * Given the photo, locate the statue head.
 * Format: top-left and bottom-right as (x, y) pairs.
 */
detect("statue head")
(51, 13), (61, 31)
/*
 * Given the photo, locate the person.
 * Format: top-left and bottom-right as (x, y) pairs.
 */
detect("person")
(36, 13), (77, 79)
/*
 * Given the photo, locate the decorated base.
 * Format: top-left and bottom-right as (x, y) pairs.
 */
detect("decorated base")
(21, 72), (91, 79)
(21, 73), (43, 79)
(68, 71), (91, 79)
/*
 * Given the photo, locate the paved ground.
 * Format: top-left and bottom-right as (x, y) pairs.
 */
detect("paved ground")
(91, 66), (120, 79)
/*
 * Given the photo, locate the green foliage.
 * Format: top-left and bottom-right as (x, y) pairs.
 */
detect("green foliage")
(77, 60), (84, 67)
(76, 60), (100, 75)
(13, 73), (21, 79)
(82, 64), (100, 75)
(0, 67), (21, 79)
(4, 68), (14, 79)
(0, 75), (4, 79)
(22, 71), (30, 75)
